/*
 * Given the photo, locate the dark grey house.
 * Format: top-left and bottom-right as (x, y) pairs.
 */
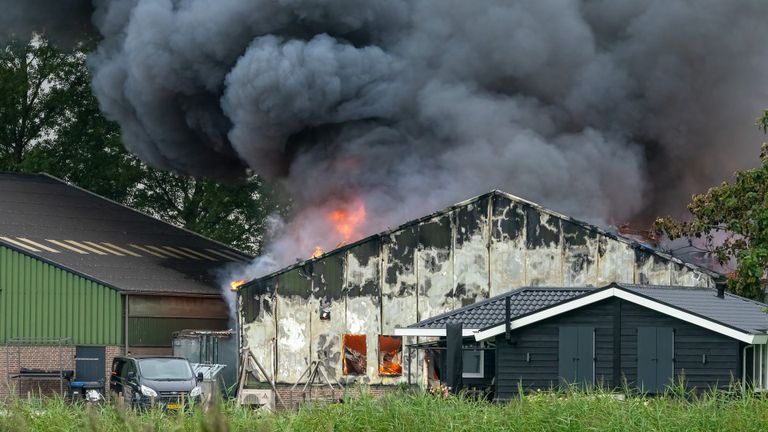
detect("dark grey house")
(396, 283), (768, 398)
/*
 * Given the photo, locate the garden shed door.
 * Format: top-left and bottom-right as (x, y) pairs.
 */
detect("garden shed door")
(637, 327), (674, 393)
(558, 327), (594, 387)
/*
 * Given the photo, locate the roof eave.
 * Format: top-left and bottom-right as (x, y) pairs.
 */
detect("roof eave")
(0, 239), (224, 298)
(472, 285), (761, 344)
(394, 328), (479, 337)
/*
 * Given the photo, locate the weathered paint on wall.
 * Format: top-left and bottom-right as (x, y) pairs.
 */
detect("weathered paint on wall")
(241, 277), (277, 380)
(453, 199), (490, 307)
(240, 191), (718, 385)
(309, 252), (345, 383)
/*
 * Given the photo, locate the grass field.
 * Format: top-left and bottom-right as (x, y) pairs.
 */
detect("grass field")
(2, 386), (768, 432)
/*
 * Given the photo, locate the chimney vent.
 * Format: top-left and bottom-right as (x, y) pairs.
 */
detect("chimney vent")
(715, 280), (726, 299)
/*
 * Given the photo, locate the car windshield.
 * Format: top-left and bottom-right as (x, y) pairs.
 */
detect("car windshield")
(137, 358), (193, 380)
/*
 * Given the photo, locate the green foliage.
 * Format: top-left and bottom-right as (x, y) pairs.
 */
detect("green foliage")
(0, 37), (85, 169)
(3, 388), (768, 432)
(131, 172), (282, 254)
(655, 115), (768, 299)
(759, 109), (768, 135)
(0, 37), (281, 254)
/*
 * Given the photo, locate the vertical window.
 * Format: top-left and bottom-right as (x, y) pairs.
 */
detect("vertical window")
(378, 336), (403, 376)
(462, 343), (484, 378)
(342, 334), (367, 375)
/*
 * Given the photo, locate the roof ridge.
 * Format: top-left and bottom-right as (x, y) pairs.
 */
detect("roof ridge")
(245, 189), (720, 286)
(409, 286), (597, 328)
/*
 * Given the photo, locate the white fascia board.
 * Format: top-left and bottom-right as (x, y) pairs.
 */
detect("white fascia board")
(473, 287), (763, 345)
(613, 290), (764, 345)
(394, 328), (478, 337)
(474, 288), (616, 341)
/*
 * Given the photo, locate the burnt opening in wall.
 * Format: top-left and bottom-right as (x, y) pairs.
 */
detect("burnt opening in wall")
(320, 299), (331, 320)
(378, 336), (402, 376)
(342, 334), (367, 375)
(425, 348), (443, 386)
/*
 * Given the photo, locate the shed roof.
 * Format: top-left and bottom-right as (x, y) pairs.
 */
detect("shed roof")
(399, 283), (768, 344)
(617, 284), (768, 335)
(0, 172), (251, 296)
(408, 287), (592, 330)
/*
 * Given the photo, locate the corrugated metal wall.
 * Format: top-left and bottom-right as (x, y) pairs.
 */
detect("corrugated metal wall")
(128, 317), (228, 347)
(0, 246), (123, 345)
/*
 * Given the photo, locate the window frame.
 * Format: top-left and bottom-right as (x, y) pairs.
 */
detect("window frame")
(462, 342), (485, 379)
(342, 333), (368, 376)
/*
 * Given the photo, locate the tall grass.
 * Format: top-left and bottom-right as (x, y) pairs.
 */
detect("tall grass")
(1, 387), (767, 432)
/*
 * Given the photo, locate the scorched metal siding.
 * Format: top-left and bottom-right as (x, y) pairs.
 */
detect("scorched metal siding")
(241, 190), (718, 386)
(0, 245), (123, 345)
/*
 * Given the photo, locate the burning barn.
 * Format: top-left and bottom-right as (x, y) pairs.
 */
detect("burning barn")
(237, 190), (718, 397)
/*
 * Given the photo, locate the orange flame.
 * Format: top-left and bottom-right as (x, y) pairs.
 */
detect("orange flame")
(229, 279), (246, 291)
(379, 351), (403, 375)
(328, 200), (366, 244)
(312, 246), (324, 258)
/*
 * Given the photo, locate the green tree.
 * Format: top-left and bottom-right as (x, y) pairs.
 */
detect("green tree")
(131, 171), (281, 254)
(655, 111), (768, 300)
(1, 37), (279, 255)
(0, 37), (84, 169)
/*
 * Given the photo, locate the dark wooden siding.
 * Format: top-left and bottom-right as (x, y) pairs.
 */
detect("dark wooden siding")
(495, 299), (742, 399)
(619, 302), (740, 391)
(495, 299), (616, 399)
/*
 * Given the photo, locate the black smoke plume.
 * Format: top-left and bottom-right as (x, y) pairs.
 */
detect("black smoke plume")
(4, 0), (768, 269)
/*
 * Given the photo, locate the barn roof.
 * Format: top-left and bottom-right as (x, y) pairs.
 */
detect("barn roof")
(243, 189), (720, 287)
(398, 283), (768, 344)
(0, 172), (251, 296)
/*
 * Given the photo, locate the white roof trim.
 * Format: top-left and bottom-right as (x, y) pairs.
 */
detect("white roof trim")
(473, 288), (615, 341)
(394, 328), (478, 337)
(472, 287), (767, 345)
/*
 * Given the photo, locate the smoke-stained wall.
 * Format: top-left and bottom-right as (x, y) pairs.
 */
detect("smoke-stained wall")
(239, 191), (717, 385)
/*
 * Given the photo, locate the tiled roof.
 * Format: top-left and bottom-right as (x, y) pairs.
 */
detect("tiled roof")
(410, 287), (594, 329)
(0, 173), (251, 295)
(409, 283), (768, 337)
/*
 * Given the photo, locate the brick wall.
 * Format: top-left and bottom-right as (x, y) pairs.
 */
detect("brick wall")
(0, 345), (123, 401)
(105, 345), (124, 394)
(272, 383), (402, 410)
(127, 347), (172, 357)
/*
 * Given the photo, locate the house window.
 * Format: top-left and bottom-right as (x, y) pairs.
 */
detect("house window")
(342, 334), (367, 375)
(462, 343), (484, 378)
(745, 344), (768, 391)
(378, 336), (403, 376)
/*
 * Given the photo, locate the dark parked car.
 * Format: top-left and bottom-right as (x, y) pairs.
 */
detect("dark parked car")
(110, 356), (203, 410)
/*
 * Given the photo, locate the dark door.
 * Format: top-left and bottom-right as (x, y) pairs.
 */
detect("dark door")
(637, 327), (674, 393)
(75, 346), (105, 382)
(558, 327), (594, 387)
(110, 358), (124, 394)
